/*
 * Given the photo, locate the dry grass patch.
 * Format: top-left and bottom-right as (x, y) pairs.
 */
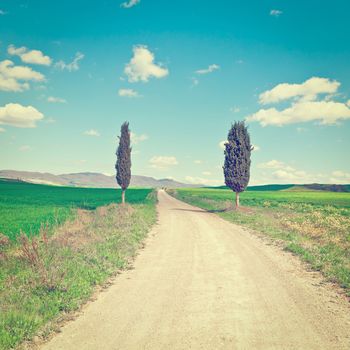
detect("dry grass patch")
(0, 197), (156, 350)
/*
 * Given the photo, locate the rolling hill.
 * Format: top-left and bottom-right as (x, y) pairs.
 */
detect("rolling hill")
(0, 170), (198, 189)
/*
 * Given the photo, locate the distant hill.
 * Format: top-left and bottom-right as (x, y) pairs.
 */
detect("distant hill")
(0, 170), (199, 189)
(1, 170), (348, 192)
(215, 183), (350, 192)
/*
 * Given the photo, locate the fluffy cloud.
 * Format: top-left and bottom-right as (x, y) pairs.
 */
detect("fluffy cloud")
(149, 156), (178, 169)
(254, 161), (350, 185)
(19, 145), (31, 152)
(347, 99), (350, 107)
(330, 171), (350, 184)
(257, 159), (312, 183)
(84, 129), (100, 137)
(333, 171), (350, 183)
(247, 77), (350, 126)
(55, 52), (84, 72)
(121, 0), (140, 8)
(259, 77), (340, 105)
(258, 160), (291, 170)
(194, 160), (202, 164)
(124, 45), (169, 83)
(247, 100), (350, 126)
(47, 96), (66, 103)
(0, 103), (44, 128)
(185, 176), (222, 186)
(195, 64), (220, 75)
(270, 9), (282, 17)
(0, 60), (45, 92)
(8, 45), (52, 66)
(130, 132), (148, 145)
(118, 88), (140, 97)
(219, 140), (226, 150)
(0, 127), (5, 132)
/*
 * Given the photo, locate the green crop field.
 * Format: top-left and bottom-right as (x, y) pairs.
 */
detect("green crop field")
(169, 187), (350, 295)
(0, 179), (153, 241)
(174, 187), (350, 210)
(0, 179), (156, 349)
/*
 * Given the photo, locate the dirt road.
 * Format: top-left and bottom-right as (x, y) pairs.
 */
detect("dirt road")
(42, 190), (350, 349)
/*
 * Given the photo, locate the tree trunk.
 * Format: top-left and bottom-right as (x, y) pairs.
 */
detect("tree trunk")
(122, 189), (125, 204)
(235, 192), (240, 209)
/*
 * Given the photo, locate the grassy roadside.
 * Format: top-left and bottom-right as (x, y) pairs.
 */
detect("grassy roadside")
(168, 188), (350, 297)
(0, 191), (157, 350)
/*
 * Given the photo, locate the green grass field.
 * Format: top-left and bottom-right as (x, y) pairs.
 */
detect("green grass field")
(176, 187), (350, 209)
(0, 179), (152, 241)
(169, 187), (350, 296)
(0, 180), (157, 349)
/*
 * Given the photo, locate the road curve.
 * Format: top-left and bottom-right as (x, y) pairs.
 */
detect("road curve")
(42, 190), (350, 350)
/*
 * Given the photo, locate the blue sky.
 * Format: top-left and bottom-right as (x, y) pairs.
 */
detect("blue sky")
(1, 0), (350, 185)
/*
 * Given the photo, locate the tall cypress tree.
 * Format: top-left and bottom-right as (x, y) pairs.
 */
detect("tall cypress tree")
(223, 121), (252, 208)
(115, 122), (131, 204)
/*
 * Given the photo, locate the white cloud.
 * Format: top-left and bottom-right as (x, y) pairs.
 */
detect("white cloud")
(185, 176), (222, 186)
(330, 171), (350, 184)
(256, 160), (313, 184)
(202, 171), (211, 176)
(219, 140), (226, 150)
(254, 163), (350, 185)
(270, 9), (282, 17)
(118, 88), (140, 97)
(230, 106), (240, 113)
(248, 77), (350, 126)
(149, 156), (178, 169)
(247, 100), (350, 126)
(0, 103), (44, 128)
(0, 127), (5, 132)
(347, 99), (350, 107)
(55, 52), (84, 72)
(195, 64), (220, 75)
(121, 0), (140, 8)
(272, 169), (307, 182)
(0, 59), (45, 92)
(259, 77), (340, 105)
(19, 145), (31, 152)
(84, 129), (100, 137)
(124, 45), (168, 83)
(47, 96), (66, 103)
(258, 160), (286, 169)
(130, 132), (148, 145)
(8, 45), (52, 66)
(194, 160), (202, 164)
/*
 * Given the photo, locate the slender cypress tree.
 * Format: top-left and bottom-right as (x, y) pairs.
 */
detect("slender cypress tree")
(223, 121), (252, 209)
(115, 122), (131, 204)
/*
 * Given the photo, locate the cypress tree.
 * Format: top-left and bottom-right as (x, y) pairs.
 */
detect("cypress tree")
(115, 122), (131, 204)
(223, 121), (252, 208)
